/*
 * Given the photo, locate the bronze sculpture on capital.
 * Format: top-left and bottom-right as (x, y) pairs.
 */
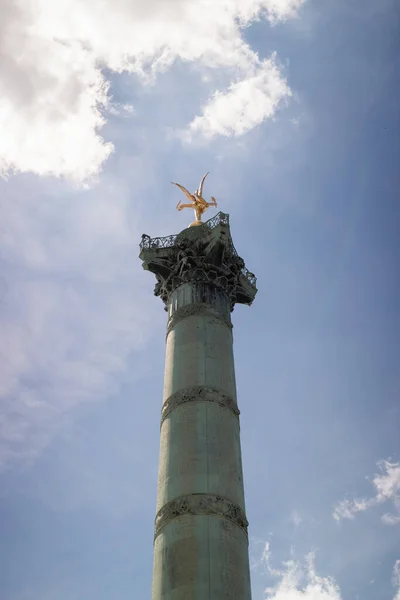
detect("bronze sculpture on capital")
(171, 172), (217, 225)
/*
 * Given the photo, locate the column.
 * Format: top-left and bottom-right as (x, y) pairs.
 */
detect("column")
(139, 213), (257, 600)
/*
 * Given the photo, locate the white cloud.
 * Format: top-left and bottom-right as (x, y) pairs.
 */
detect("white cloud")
(333, 460), (400, 525)
(0, 177), (161, 468)
(257, 543), (343, 600)
(393, 560), (400, 600)
(373, 461), (400, 503)
(0, 0), (304, 182)
(290, 509), (303, 528)
(382, 513), (400, 526)
(333, 497), (372, 521)
(183, 55), (291, 141)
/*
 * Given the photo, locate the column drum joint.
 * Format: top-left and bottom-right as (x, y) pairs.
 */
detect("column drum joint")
(154, 493), (249, 541)
(161, 385), (240, 425)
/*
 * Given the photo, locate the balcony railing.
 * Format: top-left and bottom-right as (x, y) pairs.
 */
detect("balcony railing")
(140, 212), (230, 251)
(140, 211), (256, 289)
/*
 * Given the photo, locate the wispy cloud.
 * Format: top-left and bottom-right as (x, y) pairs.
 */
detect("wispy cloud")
(0, 0), (304, 182)
(333, 460), (400, 525)
(393, 560), (400, 600)
(382, 513), (400, 526)
(0, 178), (160, 468)
(290, 509), (303, 528)
(255, 542), (343, 599)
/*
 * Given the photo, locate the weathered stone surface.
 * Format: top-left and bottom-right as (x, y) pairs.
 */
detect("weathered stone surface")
(157, 401), (245, 511)
(163, 314), (237, 400)
(166, 301), (232, 336)
(152, 515), (251, 600)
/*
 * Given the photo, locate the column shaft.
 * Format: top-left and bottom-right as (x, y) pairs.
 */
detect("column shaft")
(152, 283), (252, 600)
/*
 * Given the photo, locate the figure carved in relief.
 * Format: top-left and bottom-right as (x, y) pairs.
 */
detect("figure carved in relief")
(176, 247), (196, 278)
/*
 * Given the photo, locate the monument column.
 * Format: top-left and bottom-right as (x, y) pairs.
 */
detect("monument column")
(140, 211), (257, 600)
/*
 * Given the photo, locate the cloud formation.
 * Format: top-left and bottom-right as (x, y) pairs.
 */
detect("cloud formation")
(256, 543), (343, 600)
(333, 460), (400, 525)
(184, 55), (291, 141)
(393, 560), (400, 600)
(0, 179), (157, 468)
(0, 0), (303, 181)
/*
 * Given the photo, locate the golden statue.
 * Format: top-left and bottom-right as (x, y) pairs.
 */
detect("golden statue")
(172, 172), (217, 225)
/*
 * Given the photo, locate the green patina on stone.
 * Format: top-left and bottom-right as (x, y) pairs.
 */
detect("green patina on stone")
(139, 212), (257, 600)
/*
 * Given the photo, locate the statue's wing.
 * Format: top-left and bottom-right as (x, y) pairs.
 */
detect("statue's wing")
(198, 172), (209, 197)
(171, 182), (194, 202)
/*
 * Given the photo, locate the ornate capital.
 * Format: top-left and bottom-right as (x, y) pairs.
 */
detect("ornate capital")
(154, 493), (248, 540)
(161, 385), (240, 424)
(139, 212), (257, 310)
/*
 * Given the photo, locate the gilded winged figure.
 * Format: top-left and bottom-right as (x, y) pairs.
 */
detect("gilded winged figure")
(171, 172), (217, 222)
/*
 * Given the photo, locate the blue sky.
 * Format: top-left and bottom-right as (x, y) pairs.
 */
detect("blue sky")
(0, 0), (399, 598)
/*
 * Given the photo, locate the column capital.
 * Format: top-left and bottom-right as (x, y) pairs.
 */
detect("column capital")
(139, 212), (257, 310)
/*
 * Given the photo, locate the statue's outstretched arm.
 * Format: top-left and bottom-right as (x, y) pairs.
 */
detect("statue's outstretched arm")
(176, 202), (195, 211)
(198, 172), (209, 197)
(171, 182), (194, 202)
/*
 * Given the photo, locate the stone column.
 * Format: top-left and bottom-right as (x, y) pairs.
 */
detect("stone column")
(139, 212), (257, 600)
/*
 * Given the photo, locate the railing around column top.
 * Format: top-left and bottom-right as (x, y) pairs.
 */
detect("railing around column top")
(139, 212), (230, 251)
(140, 212), (257, 289)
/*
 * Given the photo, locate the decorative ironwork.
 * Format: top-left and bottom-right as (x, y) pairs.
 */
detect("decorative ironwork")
(154, 493), (248, 540)
(139, 212), (257, 308)
(204, 211), (230, 230)
(139, 212), (231, 252)
(140, 233), (177, 251)
(241, 267), (257, 287)
(161, 386), (240, 424)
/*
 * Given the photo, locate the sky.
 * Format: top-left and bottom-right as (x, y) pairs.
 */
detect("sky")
(0, 0), (399, 598)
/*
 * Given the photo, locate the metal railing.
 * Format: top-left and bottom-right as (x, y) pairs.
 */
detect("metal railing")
(140, 233), (177, 250)
(241, 268), (257, 287)
(139, 212), (256, 288)
(140, 212), (230, 251)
